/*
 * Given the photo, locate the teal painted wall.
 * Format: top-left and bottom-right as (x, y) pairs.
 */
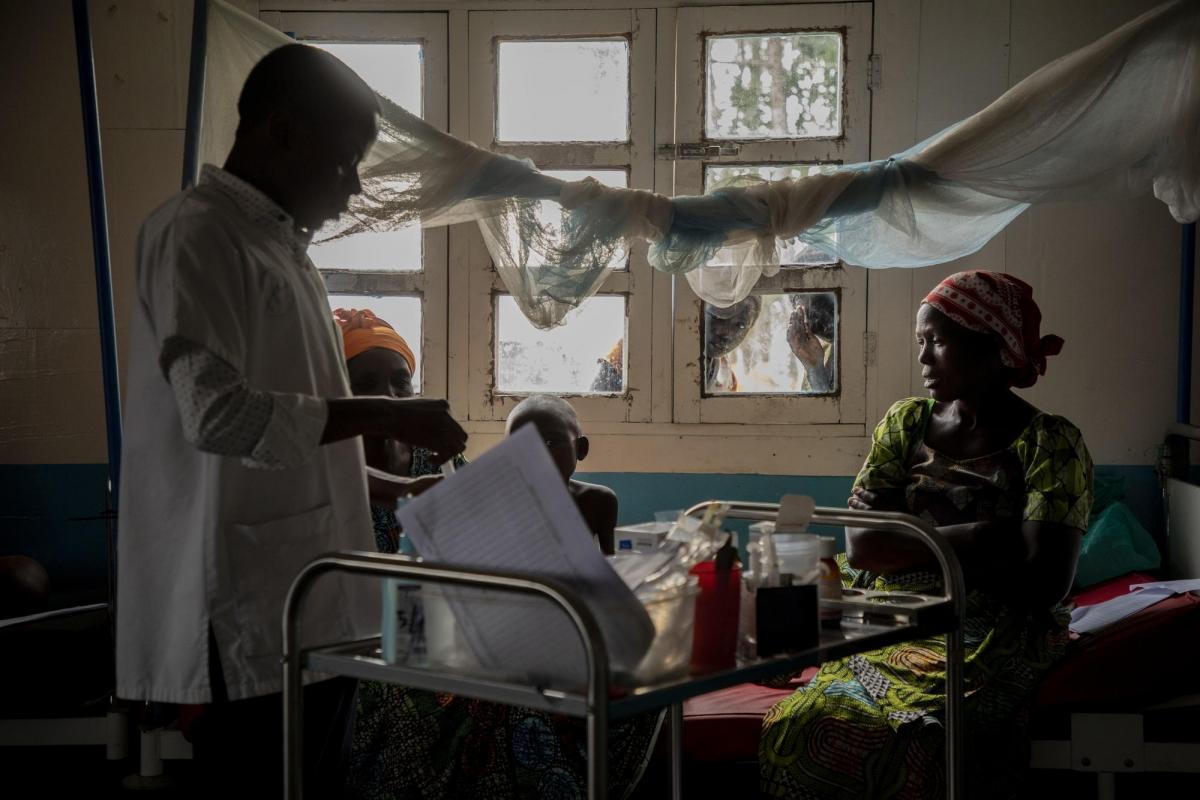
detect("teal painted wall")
(1, 463), (1165, 601)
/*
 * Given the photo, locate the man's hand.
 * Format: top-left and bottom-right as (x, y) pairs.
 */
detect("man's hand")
(323, 397), (467, 463)
(383, 398), (467, 463)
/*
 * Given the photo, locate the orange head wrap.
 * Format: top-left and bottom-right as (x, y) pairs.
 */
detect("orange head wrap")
(333, 308), (416, 373)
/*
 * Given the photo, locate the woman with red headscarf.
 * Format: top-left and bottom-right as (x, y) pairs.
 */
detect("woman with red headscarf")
(760, 271), (1093, 799)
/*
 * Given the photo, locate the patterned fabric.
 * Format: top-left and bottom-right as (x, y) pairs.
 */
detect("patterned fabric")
(335, 307), (417, 372)
(350, 687), (661, 800)
(163, 336), (327, 470)
(923, 270), (1065, 388)
(760, 397), (1092, 799)
(351, 453), (662, 800)
(200, 164), (312, 260)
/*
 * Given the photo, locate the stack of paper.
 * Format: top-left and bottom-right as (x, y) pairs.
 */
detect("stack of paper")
(396, 426), (655, 688)
(1069, 578), (1200, 634)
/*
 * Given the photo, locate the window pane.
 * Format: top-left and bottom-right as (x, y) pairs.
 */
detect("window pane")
(705, 164), (837, 266)
(496, 295), (626, 394)
(318, 43), (422, 115)
(540, 168), (629, 271)
(497, 39), (629, 142)
(704, 291), (837, 395)
(327, 294), (423, 393)
(311, 43), (423, 272)
(706, 33), (842, 140)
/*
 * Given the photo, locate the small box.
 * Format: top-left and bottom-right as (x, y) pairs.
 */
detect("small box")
(614, 521), (672, 552)
(756, 583), (818, 657)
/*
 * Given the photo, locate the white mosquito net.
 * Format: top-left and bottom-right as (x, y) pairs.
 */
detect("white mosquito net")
(200, 0), (1200, 327)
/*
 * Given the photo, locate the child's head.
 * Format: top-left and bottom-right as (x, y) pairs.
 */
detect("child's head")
(506, 395), (588, 482)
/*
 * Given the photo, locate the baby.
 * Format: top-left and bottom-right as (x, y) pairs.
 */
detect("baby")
(505, 396), (618, 555)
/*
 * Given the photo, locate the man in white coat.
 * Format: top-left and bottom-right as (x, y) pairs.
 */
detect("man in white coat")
(116, 44), (466, 794)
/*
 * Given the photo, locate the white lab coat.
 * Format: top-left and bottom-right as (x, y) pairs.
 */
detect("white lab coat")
(116, 166), (375, 703)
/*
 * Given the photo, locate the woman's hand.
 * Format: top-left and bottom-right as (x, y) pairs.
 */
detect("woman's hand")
(847, 486), (906, 512)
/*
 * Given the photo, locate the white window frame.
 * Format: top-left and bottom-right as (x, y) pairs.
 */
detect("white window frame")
(261, 11), (451, 399)
(669, 3), (873, 426)
(465, 8), (657, 424)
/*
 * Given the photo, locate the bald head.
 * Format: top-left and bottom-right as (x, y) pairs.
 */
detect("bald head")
(225, 44), (380, 232)
(507, 396), (586, 481)
(237, 44), (379, 138)
(506, 395), (580, 436)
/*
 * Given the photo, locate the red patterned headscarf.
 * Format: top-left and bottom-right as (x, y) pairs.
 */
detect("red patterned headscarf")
(922, 271), (1063, 388)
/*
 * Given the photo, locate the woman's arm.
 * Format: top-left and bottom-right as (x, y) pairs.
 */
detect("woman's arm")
(846, 504), (1081, 608)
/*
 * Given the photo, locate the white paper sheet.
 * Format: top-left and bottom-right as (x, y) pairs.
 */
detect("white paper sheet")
(396, 426), (654, 687)
(1069, 588), (1173, 634)
(1068, 578), (1200, 634)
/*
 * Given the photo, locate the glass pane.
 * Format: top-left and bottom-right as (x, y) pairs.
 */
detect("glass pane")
(704, 291), (838, 395)
(496, 295), (626, 394)
(706, 32), (842, 140)
(497, 39), (629, 142)
(327, 294), (423, 393)
(540, 168), (629, 271)
(705, 164), (837, 266)
(311, 43), (423, 272)
(317, 43), (422, 115)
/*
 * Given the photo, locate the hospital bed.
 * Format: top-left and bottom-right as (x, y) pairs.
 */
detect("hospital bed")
(282, 502), (969, 800)
(681, 426), (1200, 799)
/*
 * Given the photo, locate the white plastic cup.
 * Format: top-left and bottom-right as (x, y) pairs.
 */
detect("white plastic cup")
(774, 533), (821, 581)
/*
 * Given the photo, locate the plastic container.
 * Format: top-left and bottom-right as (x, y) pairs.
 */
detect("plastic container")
(689, 561), (741, 673)
(628, 577), (700, 683)
(421, 585), (481, 672)
(774, 533), (820, 580)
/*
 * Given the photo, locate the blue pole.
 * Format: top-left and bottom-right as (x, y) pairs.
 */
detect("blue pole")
(1179, 222), (1195, 425)
(182, 0), (208, 188)
(71, 0), (122, 504)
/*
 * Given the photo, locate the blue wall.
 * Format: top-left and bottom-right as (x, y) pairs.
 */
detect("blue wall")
(1, 463), (1165, 597)
(0, 464), (110, 601)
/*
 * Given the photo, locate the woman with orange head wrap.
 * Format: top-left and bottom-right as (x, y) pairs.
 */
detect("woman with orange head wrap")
(333, 308), (459, 547)
(334, 310), (658, 800)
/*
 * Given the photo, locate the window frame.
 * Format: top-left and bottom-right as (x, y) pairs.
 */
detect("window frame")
(465, 8), (657, 424)
(262, 10), (451, 399)
(669, 2), (873, 425)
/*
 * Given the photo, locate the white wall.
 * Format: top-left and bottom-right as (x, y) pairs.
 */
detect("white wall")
(0, 0), (1192, 472)
(870, 0), (1189, 468)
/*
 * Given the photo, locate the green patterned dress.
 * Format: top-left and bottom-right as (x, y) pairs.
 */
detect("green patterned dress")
(760, 398), (1092, 799)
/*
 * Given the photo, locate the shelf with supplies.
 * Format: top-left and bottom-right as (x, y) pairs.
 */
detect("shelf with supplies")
(282, 502), (968, 800)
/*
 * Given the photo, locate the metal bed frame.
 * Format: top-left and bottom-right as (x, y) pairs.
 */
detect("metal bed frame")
(282, 501), (967, 799)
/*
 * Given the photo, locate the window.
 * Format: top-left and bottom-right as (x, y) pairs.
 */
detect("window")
(672, 3), (872, 425)
(260, 4), (875, 446)
(706, 33), (844, 140)
(263, 11), (449, 397)
(467, 10), (655, 423)
(705, 290), (839, 396)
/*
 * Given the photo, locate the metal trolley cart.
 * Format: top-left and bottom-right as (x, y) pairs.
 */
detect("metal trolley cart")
(282, 501), (967, 799)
